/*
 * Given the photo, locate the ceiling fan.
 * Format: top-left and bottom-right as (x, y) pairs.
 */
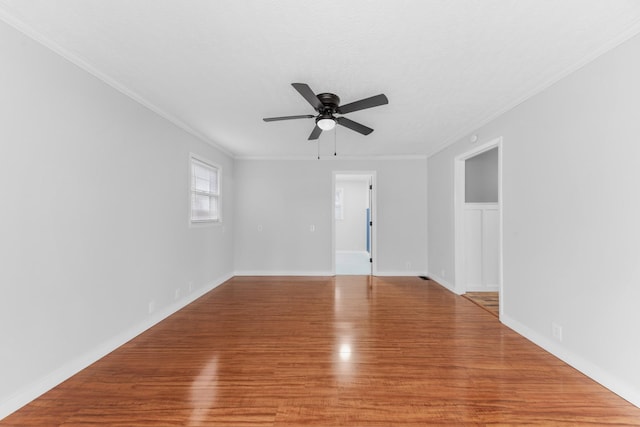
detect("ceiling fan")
(263, 83), (389, 140)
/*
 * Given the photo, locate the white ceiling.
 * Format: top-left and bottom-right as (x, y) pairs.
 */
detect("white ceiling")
(2, 1), (640, 158)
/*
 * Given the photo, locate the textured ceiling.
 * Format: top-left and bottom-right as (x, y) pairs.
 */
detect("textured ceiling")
(2, 0), (640, 158)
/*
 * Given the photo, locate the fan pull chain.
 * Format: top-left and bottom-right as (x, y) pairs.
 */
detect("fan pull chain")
(317, 139), (320, 160)
(334, 125), (337, 156)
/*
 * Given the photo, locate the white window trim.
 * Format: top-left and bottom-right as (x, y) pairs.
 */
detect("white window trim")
(189, 154), (222, 226)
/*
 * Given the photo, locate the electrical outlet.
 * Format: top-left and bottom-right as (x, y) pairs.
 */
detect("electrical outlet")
(310, 225), (315, 232)
(148, 300), (156, 315)
(405, 261), (411, 270)
(441, 269), (445, 278)
(174, 288), (181, 300)
(552, 322), (563, 342)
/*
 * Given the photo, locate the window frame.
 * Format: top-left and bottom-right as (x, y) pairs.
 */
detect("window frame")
(189, 154), (222, 225)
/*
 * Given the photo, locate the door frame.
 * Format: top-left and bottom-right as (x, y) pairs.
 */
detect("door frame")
(332, 171), (377, 275)
(454, 137), (503, 317)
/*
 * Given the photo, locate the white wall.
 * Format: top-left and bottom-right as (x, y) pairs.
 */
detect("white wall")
(234, 158), (428, 276)
(0, 19), (234, 417)
(335, 177), (369, 252)
(428, 33), (640, 406)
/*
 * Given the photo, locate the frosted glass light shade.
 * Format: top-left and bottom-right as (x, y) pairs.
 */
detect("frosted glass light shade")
(317, 118), (336, 131)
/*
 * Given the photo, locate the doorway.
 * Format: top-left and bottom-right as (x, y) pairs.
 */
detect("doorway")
(333, 172), (375, 275)
(454, 138), (503, 317)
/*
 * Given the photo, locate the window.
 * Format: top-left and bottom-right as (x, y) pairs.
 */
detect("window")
(190, 156), (220, 222)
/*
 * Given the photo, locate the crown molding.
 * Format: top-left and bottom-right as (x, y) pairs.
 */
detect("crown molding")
(0, 9), (236, 159)
(427, 18), (640, 159)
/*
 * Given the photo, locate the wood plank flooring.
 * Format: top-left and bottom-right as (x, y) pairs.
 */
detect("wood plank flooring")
(3, 276), (640, 426)
(463, 291), (499, 317)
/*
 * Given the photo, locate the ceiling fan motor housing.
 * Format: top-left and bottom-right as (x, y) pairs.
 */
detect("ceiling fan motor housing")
(316, 93), (340, 114)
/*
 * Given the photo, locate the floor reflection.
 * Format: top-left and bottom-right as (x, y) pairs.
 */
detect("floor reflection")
(339, 343), (352, 361)
(188, 356), (218, 426)
(334, 335), (355, 381)
(333, 276), (373, 382)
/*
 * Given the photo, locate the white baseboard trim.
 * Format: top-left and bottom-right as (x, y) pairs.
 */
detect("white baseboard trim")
(501, 313), (640, 409)
(234, 270), (334, 277)
(374, 271), (428, 277)
(0, 272), (233, 421)
(427, 273), (460, 294)
(233, 271), (432, 278)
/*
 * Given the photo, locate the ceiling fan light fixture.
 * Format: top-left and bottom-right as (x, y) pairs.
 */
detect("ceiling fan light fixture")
(317, 117), (336, 131)
(263, 83), (387, 140)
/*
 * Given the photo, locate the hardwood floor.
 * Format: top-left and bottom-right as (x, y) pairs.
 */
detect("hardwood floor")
(3, 276), (639, 426)
(463, 291), (499, 317)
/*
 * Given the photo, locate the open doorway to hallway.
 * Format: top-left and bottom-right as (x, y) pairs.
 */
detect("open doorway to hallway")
(454, 138), (503, 317)
(334, 173), (374, 275)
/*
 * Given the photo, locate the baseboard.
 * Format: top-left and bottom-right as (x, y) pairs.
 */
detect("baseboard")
(427, 273), (460, 294)
(501, 313), (640, 409)
(234, 270), (430, 278)
(234, 270), (334, 277)
(374, 271), (429, 277)
(0, 272), (233, 421)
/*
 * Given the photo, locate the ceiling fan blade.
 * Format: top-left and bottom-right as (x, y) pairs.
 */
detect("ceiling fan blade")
(263, 114), (314, 122)
(337, 94), (388, 114)
(308, 124), (322, 140)
(336, 117), (374, 135)
(292, 83), (324, 111)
